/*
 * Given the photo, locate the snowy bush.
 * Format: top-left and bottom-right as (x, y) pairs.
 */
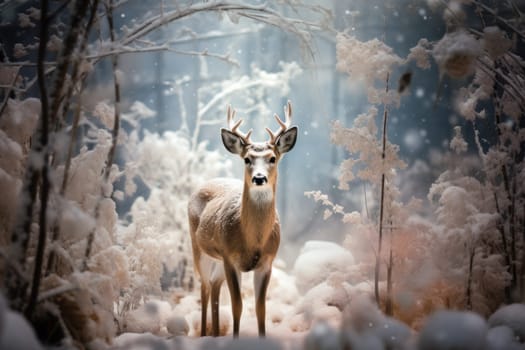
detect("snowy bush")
(417, 310), (488, 350)
(293, 240), (355, 293)
(487, 304), (525, 342)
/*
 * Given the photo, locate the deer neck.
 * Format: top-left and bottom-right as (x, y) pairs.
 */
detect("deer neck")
(240, 182), (276, 249)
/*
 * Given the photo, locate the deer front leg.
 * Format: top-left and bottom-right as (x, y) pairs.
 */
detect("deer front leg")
(224, 260), (242, 337)
(254, 265), (272, 337)
(200, 282), (210, 336)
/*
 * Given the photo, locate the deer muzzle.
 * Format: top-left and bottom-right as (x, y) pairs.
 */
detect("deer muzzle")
(252, 174), (268, 186)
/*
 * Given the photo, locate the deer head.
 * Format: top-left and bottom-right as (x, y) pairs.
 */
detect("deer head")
(220, 101), (298, 202)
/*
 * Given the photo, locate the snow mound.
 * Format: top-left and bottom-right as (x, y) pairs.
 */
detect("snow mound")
(342, 295), (412, 350)
(188, 307), (231, 336)
(304, 321), (340, 350)
(166, 315), (189, 336)
(417, 310), (487, 350)
(293, 240), (354, 294)
(114, 332), (171, 349)
(0, 294), (42, 350)
(122, 299), (173, 334)
(487, 303), (525, 342)
(296, 281), (349, 326)
(486, 325), (523, 350)
(220, 336), (282, 350)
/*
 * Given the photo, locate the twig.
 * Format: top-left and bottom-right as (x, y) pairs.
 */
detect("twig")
(87, 45), (240, 66)
(54, 0), (101, 135)
(25, 0), (51, 318)
(476, 57), (525, 111)
(46, 87), (84, 276)
(0, 247), (28, 284)
(49, 0), (91, 127)
(83, 0), (121, 271)
(0, 66), (21, 117)
(471, 0), (525, 41)
(38, 283), (78, 303)
(47, 0), (74, 22)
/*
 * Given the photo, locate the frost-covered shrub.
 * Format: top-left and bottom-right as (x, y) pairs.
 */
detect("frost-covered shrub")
(118, 130), (232, 311)
(428, 136), (510, 315)
(486, 325), (522, 350)
(293, 240), (355, 293)
(341, 295), (412, 350)
(487, 304), (525, 342)
(336, 34), (403, 106)
(0, 98), (40, 245)
(432, 29), (482, 79)
(417, 310), (488, 350)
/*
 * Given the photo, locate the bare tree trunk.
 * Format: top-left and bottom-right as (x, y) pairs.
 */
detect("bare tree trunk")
(494, 191), (512, 302)
(385, 247), (394, 316)
(375, 73), (389, 306)
(466, 247), (475, 310)
(492, 60), (518, 300)
(24, 0), (51, 318)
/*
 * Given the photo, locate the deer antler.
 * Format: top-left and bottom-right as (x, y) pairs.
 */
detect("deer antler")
(266, 100), (292, 144)
(227, 105), (253, 144)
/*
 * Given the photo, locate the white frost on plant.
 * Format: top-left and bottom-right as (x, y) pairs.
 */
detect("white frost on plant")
(46, 34), (63, 52)
(450, 126), (468, 154)
(407, 38), (432, 70)
(0, 98), (41, 146)
(121, 101), (156, 129)
(56, 200), (96, 244)
(342, 211), (361, 224)
(26, 7), (40, 20)
(455, 87), (481, 121)
(336, 33), (403, 106)
(93, 101), (115, 129)
(443, 0), (467, 25)
(482, 26), (512, 59)
(18, 12), (35, 28)
(0, 129), (23, 175)
(432, 29), (482, 79)
(331, 107), (406, 188)
(453, 55), (494, 121)
(13, 43), (28, 58)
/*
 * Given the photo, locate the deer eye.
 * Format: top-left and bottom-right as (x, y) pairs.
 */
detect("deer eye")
(269, 156), (276, 164)
(244, 157), (251, 165)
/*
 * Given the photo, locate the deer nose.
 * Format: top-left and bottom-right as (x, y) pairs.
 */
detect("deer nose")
(252, 174), (268, 186)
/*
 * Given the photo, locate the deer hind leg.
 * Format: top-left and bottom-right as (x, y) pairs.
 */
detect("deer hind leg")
(224, 260), (242, 337)
(254, 265), (272, 337)
(210, 279), (223, 336)
(209, 264), (225, 336)
(197, 254), (221, 336)
(200, 282), (210, 336)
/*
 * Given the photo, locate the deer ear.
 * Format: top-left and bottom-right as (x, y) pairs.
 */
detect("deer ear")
(221, 128), (244, 154)
(276, 126), (298, 154)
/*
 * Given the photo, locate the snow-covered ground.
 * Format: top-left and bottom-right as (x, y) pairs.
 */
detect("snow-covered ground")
(1, 239), (524, 350)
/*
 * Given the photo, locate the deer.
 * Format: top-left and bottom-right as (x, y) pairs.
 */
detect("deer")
(187, 101), (298, 338)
